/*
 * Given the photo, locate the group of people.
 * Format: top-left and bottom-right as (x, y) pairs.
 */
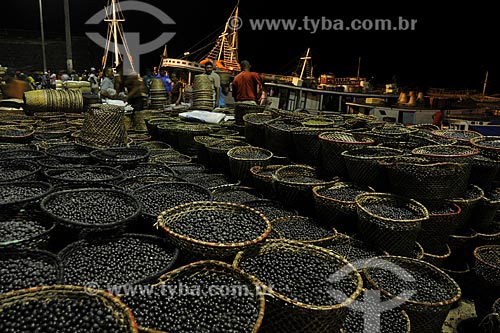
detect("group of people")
(197, 59), (266, 109)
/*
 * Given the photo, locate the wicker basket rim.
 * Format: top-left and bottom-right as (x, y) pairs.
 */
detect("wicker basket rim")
(232, 239), (363, 310)
(473, 245), (500, 270)
(428, 202), (462, 217)
(470, 136), (500, 151)
(318, 131), (375, 144)
(0, 285), (139, 332)
(411, 144), (480, 158)
(355, 192), (429, 223)
(448, 185), (484, 203)
(431, 129), (483, 141)
(205, 138), (250, 150)
(58, 233), (180, 285)
(132, 182), (212, 218)
(154, 259), (266, 333)
(0, 181), (53, 207)
(40, 188), (142, 227)
(270, 216), (338, 243)
(116, 174), (186, 186)
(43, 166), (124, 183)
(422, 243), (452, 258)
(0, 124), (35, 138)
(0, 214), (57, 248)
(312, 183), (375, 204)
(227, 146), (274, 161)
(341, 146), (405, 159)
(363, 255), (462, 307)
(156, 201), (272, 249)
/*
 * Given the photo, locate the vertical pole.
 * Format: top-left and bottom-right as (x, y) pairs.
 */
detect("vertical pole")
(39, 0), (47, 73)
(357, 57), (361, 79)
(482, 70), (489, 97)
(112, 0), (120, 67)
(64, 0), (73, 73)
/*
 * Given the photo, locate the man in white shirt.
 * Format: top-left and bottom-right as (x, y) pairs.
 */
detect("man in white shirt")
(203, 62), (220, 108)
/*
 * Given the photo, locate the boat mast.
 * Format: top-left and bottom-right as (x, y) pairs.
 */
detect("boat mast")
(102, 0), (135, 72)
(299, 48), (311, 79)
(482, 70), (489, 97)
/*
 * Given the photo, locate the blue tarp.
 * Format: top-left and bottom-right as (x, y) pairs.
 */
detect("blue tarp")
(469, 125), (500, 136)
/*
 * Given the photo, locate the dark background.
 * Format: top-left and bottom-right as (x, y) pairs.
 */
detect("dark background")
(0, 0), (497, 93)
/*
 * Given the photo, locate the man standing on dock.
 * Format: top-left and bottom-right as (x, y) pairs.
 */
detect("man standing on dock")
(231, 60), (264, 105)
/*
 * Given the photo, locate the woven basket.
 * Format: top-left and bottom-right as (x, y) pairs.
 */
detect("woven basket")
(211, 185), (263, 204)
(228, 146), (273, 184)
(59, 233), (179, 287)
(40, 188), (141, 234)
(312, 182), (374, 234)
(125, 260), (265, 333)
(341, 146), (405, 191)
(90, 146), (150, 167)
(431, 129), (483, 145)
(0, 248), (62, 294)
(0, 124), (35, 143)
(411, 144), (480, 163)
(320, 234), (388, 264)
(471, 193), (500, 233)
(156, 201), (271, 260)
(180, 172), (239, 190)
(233, 239), (363, 333)
(243, 112), (273, 147)
(149, 152), (192, 165)
(0, 285), (138, 332)
(448, 184), (484, 232)
(242, 199), (298, 221)
(235, 103), (266, 125)
(45, 143), (93, 164)
(318, 131), (376, 178)
(469, 155), (500, 192)
(116, 174), (185, 192)
(175, 124), (211, 155)
(76, 104), (128, 149)
(471, 136), (500, 160)
(249, 164), (284, 198)
(422, 243), (451, 268)
(0, 181), (53, 211)
(0, 149), (47, 160)
(291, 127), (332, 165)
(355, 192), (429, 257)
(369, 126), (415, 144)
(417, 203), (461, 254)
(0, 210), (56, 250)
(133, 182), (213, 223)
(342, 289), (411, 333)
(409, 123), (440, 131)
(273, 164), (339, 214)
(0, 159), (41, 182)
(43, 166), (124, 185)
(118, 162), (174, 178)
(138, 140), (171, 150)
(145, 117), (176, 141)
(206, 139), (250, 174)
(363, 255), (461, 333)
(0, 142), (39, 151)
(264, 117), (303, 157)
(382, 159), (470, 208)
(270, 215), (337, 246)
(193, 135), (220, 166)
(269, 108), (312, 120)
(473, 245), (500, 321)
(167, 162), (206, 175)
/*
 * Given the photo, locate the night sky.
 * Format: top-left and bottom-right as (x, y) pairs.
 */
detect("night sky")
(1, 0), (497, 92)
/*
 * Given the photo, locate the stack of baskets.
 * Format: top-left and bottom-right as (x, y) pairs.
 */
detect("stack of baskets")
(0, 124), (35, 143)
(192, 74), (214, 111)
(149, 78), (167, 110)
(23, 89), (84, 113)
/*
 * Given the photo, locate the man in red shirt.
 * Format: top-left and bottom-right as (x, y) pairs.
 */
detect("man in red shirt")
(231, 60), (264, 105)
